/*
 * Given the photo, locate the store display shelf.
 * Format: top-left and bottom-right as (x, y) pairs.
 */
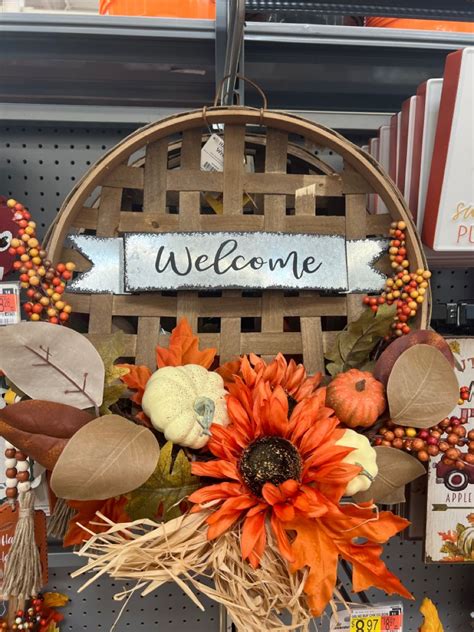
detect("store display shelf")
(424, 245), (474, 268)
(48, 548), (81, 569)
(246, 21), (473, 49)
(0, 103), (392, 131)
(0, 14), (471, 112)
(0, 13), (214, 39)
(245, 0), (474, 21)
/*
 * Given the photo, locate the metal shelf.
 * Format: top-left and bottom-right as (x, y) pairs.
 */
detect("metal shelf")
(245, 0), (474, 20)
(0, 14), (471, 113)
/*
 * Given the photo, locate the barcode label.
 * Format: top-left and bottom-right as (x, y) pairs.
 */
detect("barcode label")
(202, 160), (219, 172)
(201, 133), (224, 172)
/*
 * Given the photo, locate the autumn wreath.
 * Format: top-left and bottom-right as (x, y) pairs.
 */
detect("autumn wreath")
(0, 309), (461, 630)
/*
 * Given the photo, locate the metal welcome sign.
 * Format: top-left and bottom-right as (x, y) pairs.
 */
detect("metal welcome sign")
(67, 232), (387, 295)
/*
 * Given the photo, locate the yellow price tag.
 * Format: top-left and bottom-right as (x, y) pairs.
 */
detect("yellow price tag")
(350, 615), (381, 632)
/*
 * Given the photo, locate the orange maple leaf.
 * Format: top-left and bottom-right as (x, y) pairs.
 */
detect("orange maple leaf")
(156, 318), (216, 369)
(216, 358), (242, 385)
(438, 530), (458, 543)
(287, 506), (412, 616)
(118, 364), (152, 405)
(64, 496), (130, 547)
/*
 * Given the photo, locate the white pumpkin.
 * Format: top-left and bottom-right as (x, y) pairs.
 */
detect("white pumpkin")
(141, 364), (229, 449)
(336, 429), (378, 497)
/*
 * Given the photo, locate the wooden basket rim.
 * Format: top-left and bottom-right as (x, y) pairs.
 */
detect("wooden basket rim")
(49, 107), (425, 255)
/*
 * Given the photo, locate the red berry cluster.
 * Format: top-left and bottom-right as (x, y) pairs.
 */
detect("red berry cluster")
(376, 416), (474, 466)
(6, 199), (75, 324)
(458, 383), (471, 405)
(1, 596), (48, 631)
(363, 220), (431, 336)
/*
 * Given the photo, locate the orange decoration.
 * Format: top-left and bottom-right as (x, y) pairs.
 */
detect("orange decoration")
(288, 506), (413, 615)
(189, 362), (411, 609)
(118, 364), (152, 405)
(156, 318), (216, 369)
(63, 496), (130, 547)
(119, 318), (217, 406)
(215, 358), (242, 384)
(326, 369), (386, 428)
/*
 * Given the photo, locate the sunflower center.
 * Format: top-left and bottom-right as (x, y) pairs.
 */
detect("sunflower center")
(238, 436), (302, 497)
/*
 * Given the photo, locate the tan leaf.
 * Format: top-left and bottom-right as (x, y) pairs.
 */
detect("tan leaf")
(50, 415), (160, 500)
(387, 345), (459, 428)
(0, 321), (105, 410)
(354, 446), (426, 504)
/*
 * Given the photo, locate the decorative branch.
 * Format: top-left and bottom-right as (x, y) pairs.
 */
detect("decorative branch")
(24, 344), (99, 416)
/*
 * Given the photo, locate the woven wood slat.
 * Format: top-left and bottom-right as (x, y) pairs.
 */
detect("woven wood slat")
(260, 129), (288, 363)
(218, 124), (247, 363)
(143, 139), (169, 216)
(69, 206), (392, 241)
(345, 171), (370, 322)
(135, 140), (169, 366)
(48, 107), (429, 372)
(176, 129), (204, 333)
(294, 183), (326, 372)
(86, 330), (340, 358)
(103, 167), (343, 197)
(66, 293), (348, 319)
(87, 186), (123, 334)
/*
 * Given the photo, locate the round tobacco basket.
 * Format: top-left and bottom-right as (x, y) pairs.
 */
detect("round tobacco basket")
(45, 78), (429, 372)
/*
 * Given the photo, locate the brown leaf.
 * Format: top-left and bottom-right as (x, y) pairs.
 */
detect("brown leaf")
(354, 446), (426, 504)
(0, 400), (93, 469)
(374, 331), (455, 387)
(50, 415), (160, 500)
(387, 344), (459, 428)
(0, 321), (105, 410)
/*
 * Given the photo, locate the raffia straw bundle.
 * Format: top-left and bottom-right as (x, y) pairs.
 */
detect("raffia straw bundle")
(71, 512), (315, 631)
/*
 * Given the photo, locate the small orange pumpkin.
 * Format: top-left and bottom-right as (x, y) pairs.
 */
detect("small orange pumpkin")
(326, 369), (385, 428)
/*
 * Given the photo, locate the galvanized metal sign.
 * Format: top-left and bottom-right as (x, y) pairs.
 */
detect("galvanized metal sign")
(67, 232), (387, 294)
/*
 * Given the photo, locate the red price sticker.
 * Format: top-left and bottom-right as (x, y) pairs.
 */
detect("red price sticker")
(0, 293), (17, 313)
(381, 614), (402, 631)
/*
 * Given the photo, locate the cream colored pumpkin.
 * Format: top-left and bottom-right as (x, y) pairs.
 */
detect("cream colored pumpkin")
(141, 364), (229, 449)
(336, 429), (378, 497)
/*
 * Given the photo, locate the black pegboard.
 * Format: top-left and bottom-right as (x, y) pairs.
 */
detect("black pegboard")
(0, 125), (136, 238)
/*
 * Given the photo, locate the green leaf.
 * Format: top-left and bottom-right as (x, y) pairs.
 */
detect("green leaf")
(94, 331), (130, 413)
(440, 542), (461, 556)
(325, 303), (396, 376)
(456, 522), (466, 536)
(100, 383), (128, 416)
(126, 441), (201, 522)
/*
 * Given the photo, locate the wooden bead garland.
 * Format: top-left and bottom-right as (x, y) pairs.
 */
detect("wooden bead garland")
(4, 444), (30, 501)
(4, 442), (18, 501)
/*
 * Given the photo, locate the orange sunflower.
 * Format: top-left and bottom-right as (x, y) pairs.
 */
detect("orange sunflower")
(189, 368), (412, 614)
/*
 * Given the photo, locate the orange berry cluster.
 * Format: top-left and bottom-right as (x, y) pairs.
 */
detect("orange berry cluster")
(6, 199), (75, 324)
(363, 220), (431, 336)
(376, 415), (474, 466)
